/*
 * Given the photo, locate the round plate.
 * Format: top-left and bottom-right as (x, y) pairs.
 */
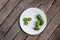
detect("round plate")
(20, 8), (47, 35)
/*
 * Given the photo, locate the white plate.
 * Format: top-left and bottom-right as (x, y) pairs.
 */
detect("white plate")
(20, 8), (47, 35)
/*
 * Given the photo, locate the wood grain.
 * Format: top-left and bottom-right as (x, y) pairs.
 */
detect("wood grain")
(1, 0), (43, 40)
(49, 24), (60, 40)
(0, 0), (21, 25)
(39, 0), (54, 12)
(5, 21), (20, 40)
(0, 0), (8, 11)
(0, 32), (5, 40)
(14, 21), (28, 40)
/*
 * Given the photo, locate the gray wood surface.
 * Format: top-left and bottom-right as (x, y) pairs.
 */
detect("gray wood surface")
(0, 0), (60, 40)
(49, 24), (60, 40)
(0, 0), (8, 11)
(0, 0), (20, 25)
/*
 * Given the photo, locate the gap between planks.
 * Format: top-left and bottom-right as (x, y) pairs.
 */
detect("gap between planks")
(0, 0), (9, 11)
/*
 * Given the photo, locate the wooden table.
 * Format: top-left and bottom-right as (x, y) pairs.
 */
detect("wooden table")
(0, 0), (60, 40)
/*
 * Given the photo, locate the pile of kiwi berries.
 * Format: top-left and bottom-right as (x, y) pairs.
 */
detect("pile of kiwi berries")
(34, 14), (44, 30)
(23, 14), (44, 30)
(23, 17), (32, 25)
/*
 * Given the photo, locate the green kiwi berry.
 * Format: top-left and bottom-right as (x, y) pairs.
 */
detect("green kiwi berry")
(27, 17), (32, 21)
(23, 18), (27, 21)
(36, 20), (40, 27)
(40, 19), (44, 26)
(24, 21), (28, 25)
(34, 27), (40, 30)
(37, 14), (42, 20)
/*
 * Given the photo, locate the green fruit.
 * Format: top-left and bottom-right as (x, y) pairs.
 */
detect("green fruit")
(24, 21), (28, 25)
(36, 20), (40, 27)
(23, 18), (27, 21)
(34, 27), (40, 30)
(40, 19), (44, 26)
(37, 14), (42, 20)
(27, 17), (32, 21)
(33, 20), (40, 30)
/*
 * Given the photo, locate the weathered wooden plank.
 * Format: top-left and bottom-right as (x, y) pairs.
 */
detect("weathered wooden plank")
(0, 0), (21, 25)
(49, 24), (60, 40)
(1, 0), (43, 40)
(13, 21), (28, 40)
(5, 21), (20, 40)
(0, 32), (5, 40)
(0, 0), (8, 11)
(39, 0), (54, 12)
(26, 0), (55, 40)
